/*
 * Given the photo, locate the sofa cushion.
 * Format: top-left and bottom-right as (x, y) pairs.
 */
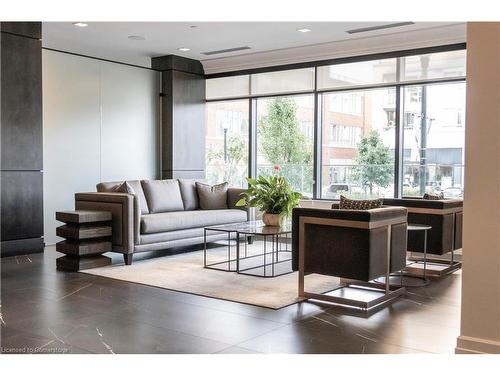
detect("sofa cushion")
(97, 180), (149, 214)
(141, 179), (184, 213)
(196, 182), (228, 210)
(178, 179), (201, 210)
(141, 209), (247, 234)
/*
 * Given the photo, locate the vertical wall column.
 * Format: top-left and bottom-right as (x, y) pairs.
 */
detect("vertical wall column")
(1, 22), (44, 257)
(152, 55), (206, 179)
(456, 22), (500, 354)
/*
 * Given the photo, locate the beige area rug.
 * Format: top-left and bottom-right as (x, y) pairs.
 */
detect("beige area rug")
(81, 244), (340, 309)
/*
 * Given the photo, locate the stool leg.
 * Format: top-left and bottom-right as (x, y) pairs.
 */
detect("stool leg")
(385, 225), (392, 294)
(423, 231), (427, 280)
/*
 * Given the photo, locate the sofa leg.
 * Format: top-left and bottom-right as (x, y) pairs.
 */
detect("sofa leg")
(247, 236), (254, 245)
(124, 253), (133, 265)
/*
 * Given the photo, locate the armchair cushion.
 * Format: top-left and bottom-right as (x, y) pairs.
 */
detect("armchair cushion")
(383, 197), (463, 210)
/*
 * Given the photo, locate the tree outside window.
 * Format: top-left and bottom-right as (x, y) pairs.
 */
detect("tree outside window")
(257, 96), (314, 196)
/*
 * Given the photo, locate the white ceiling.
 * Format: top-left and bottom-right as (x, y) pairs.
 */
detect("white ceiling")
(42, 22), (464, 70)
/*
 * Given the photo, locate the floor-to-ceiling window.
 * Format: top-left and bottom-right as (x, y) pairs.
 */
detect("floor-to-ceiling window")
(256, 94), (315, 197)
(402, 82), (466, 197)
(320, 88), (396, 199)
(205, 100), (249, 188)
(205, 46), (466, 199)
(317, 56), (397, 199)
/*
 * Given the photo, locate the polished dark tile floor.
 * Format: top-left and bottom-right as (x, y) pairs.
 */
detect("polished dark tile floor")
(0, 246), (461, 354)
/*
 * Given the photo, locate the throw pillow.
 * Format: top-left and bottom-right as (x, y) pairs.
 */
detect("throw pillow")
(141, 180), (184, 213)
(423, 192), (444, 200)
(337, 195), (383, 210)
(196, 182), (228, 210)
(114, 181), (136, 195)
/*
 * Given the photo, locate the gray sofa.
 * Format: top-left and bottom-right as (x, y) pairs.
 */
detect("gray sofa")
(75, 179), (248, 265)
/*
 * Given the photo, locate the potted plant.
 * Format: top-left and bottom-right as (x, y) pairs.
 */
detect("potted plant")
(236, 174), (302, 226)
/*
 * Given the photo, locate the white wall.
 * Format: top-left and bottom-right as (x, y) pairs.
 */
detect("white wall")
(456, 23), (500, 354)
(43, 50), (160, 245)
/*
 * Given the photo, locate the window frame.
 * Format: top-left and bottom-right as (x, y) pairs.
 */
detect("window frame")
(205, 44), (466, 200)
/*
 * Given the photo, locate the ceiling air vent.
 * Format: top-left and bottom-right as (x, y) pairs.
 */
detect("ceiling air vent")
(202, 46), (251, 56)
(346, 22), (415, 34)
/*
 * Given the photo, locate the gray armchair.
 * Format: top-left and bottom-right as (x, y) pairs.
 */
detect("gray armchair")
(382, 197), (463, 276)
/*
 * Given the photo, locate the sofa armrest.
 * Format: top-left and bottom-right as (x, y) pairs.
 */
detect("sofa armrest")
(227, 187), (249, 220)
(74, 192), (139, 254)
(227, 187), (245, 207)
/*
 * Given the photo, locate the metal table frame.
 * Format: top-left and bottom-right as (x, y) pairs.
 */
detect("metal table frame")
(203, 226), (240, 272)
(379, 224), (432, 287)
(203, 221), (293, 278)
(236, 231), (292, 278)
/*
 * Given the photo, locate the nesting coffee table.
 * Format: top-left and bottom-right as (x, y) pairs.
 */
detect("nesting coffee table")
(204, 220), (292, 277)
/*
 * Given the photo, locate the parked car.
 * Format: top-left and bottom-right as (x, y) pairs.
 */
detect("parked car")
(443, 187), (463, 198)
(322, 183), (350, 199)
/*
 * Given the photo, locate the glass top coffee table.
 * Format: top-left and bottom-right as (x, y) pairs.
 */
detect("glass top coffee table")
(204, 220), (293, 278)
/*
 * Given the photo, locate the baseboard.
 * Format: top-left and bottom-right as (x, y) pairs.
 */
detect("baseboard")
(0, 237), (44, 257)
(456, 335), (500, 354)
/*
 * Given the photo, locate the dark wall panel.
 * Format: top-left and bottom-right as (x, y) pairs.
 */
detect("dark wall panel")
(161, 70), (174, 171)
(1, 22), (44, 257)
(158, 57), (206, 179)
(152, 55), (204, 75)
(1, 171), (43, 241)
(1, 22), (41, 39)
(1, 32), (43, 170)
(171, 70), (205, 172)
(151, 55), (205, 178)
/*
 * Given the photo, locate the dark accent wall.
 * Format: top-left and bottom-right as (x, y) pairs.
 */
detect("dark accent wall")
(152, 55), (205, 179)
(1, 22), (44, 257)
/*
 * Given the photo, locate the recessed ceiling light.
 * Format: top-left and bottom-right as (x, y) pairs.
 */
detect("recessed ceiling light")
(178, 47), (190, 52)
(73, 22), (88, 28)
(297, 28), (311, 33)
(128, 35), (146, 41)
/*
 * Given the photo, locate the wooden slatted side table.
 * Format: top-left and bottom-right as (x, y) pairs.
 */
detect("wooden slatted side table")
(55, 210), (112, 271)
